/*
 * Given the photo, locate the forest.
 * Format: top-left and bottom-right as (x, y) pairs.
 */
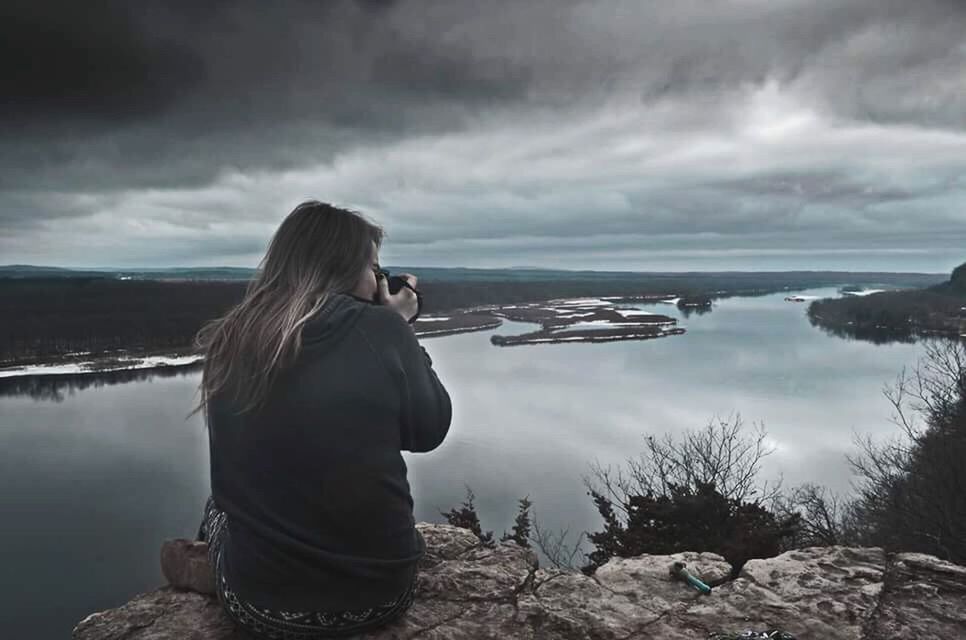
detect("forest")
(0, 270), (946, 365)
(807, 262), (966, 343)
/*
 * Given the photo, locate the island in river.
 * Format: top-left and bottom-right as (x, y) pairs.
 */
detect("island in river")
(486, 296), (682, 346)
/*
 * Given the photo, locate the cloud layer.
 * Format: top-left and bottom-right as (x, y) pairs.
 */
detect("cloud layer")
(2, 0), (964, 270)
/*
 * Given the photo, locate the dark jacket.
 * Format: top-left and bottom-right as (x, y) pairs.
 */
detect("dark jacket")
(207, 292), (452, 611)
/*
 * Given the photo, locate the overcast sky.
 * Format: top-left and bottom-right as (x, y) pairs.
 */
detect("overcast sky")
(2, 0), (964, 272)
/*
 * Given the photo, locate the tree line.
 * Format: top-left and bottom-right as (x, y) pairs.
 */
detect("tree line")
(1, 278), (244, 363)
(1, 271), (947, 365)
(807, 261), (966, 343)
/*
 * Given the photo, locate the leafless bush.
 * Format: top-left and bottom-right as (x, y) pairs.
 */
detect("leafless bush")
(771, 483), (859, 549)
(582, 413), (781, 520)
(576, 414), (796, 575)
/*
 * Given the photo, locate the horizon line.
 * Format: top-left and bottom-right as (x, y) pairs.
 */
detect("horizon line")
(0, 263), (951, 276)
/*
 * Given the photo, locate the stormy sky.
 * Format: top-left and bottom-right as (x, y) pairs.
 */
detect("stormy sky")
(2, 0), (965, 271)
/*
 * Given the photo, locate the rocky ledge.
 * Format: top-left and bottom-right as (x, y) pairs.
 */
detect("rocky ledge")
(74, 523), (966, 639)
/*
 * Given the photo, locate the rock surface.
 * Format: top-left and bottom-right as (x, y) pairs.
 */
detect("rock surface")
(160, 539), (216, 596)
(73, 523), (966, 639)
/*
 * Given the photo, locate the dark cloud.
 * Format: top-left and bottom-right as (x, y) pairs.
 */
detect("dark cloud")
(0, 2), (203, 125)
(4, 0), (963, 189)
(1, 1), (964, 268)
(0, 0), (532, 193)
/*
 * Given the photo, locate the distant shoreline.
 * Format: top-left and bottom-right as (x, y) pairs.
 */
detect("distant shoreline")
(5, 273), (955, 380)
(0, 352), (206, 380)
(3, 271), (944, 376)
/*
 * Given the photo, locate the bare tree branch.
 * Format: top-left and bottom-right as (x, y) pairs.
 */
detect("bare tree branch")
(529, 508), (588, 572)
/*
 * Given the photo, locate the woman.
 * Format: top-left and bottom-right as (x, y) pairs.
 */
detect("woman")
(186, 200), (452, 638)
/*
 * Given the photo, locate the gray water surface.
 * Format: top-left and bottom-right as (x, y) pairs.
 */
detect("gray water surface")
(0, 287), (925, 638)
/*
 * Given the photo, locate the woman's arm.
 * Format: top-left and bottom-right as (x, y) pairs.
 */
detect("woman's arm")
(396, 328), (452, 452)
(361, 305), (453, 452)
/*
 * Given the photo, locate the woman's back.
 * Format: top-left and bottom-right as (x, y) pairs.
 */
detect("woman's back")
(208, 293), (451, 612)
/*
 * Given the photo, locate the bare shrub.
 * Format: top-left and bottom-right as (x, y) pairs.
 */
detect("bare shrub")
(579, 414), (796, 576)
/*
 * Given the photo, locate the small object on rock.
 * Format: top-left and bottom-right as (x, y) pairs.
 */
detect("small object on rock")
(708, 631), (796, 639)
(160, 538), (216, 595)
(669, 560), (712, 595)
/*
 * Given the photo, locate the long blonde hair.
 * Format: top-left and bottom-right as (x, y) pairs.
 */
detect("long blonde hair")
(186, 201), (384, 421)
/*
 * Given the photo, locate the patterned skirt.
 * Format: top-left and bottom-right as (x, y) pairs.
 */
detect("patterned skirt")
(199, 496), (417, 639)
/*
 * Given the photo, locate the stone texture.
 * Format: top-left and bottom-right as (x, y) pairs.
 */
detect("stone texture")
(73, 523), (966, 640)
(73, 589), (236, 640)
(866, 552), (966, 638)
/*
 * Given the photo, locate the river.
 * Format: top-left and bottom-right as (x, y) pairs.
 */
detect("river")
(0, 287), (926, 638)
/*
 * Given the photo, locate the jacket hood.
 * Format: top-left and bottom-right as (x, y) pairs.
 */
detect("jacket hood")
(301, 293), (373, 346)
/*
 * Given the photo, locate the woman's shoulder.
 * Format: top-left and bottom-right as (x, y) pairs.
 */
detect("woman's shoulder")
(301, 293), (413, 352)
(357, 301), (412, 334)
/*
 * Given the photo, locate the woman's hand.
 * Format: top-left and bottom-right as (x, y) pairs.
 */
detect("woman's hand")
(377, 272), (419, 323)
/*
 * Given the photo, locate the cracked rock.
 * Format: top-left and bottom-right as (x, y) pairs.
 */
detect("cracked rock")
(72, 523), (966, 639)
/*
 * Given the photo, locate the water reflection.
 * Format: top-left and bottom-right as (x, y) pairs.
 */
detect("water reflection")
(678, 303), (713, 318)
(806, 314), (919, 345)
(0, 373), (210, 639)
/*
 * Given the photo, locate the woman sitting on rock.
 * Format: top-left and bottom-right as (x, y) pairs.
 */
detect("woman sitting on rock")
(187, 200), (452, 638)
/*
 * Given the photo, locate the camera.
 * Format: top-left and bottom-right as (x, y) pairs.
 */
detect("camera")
(386, 275), (411, 295)
(374, 271), (423, 323)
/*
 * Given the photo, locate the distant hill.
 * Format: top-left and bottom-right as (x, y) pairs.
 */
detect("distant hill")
(0, 265), (84, 277)
(0, 265), (255, 281)
(934, 261), (966, 295)
(1, 264), (949, 286)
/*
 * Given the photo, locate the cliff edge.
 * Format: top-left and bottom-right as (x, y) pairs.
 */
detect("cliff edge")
(73, 522), (966, 639)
